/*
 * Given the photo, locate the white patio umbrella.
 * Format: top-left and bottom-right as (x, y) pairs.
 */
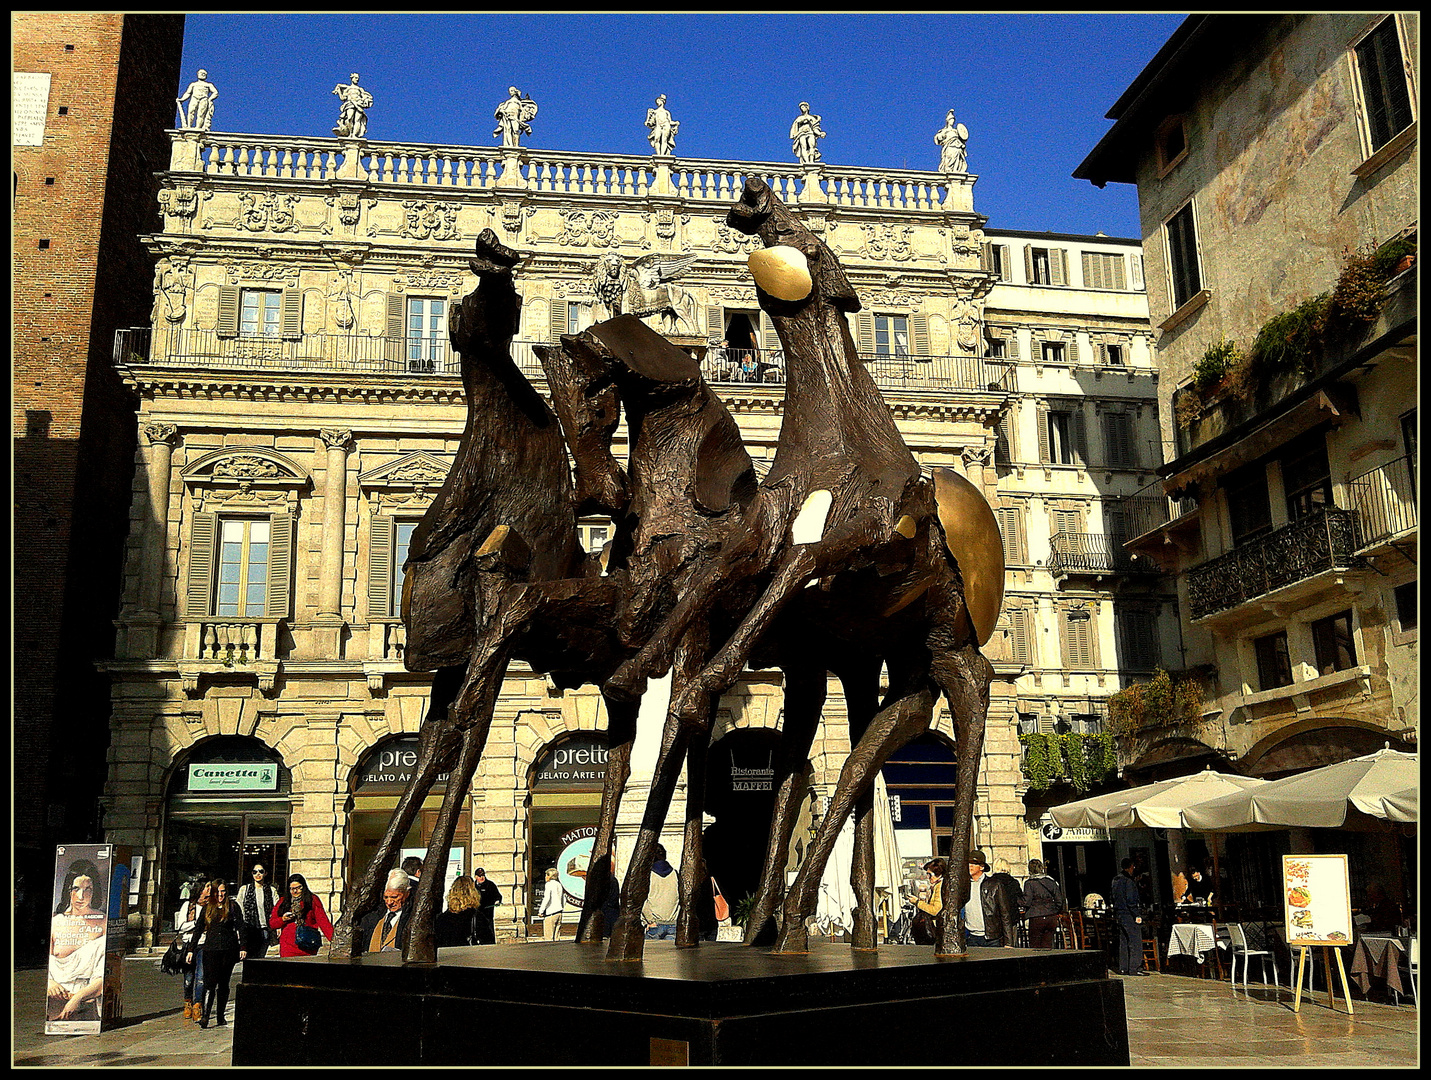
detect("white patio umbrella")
(1049, 767), (1270, 829)
(1181, 748), (1417, 831)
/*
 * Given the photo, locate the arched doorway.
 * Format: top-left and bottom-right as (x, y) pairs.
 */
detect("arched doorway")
(526, 732), (610, 937)
(703, 729), (783, 908)
(347, 735), (470, 897)
(161, 735), (291, 934)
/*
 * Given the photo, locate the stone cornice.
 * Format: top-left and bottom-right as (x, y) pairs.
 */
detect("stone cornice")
(116, 363), (468, 406)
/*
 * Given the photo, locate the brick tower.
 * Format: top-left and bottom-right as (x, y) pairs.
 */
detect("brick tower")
(12, 13), (185, 960)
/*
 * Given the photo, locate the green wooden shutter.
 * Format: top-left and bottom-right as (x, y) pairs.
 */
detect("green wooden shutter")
(910, 313), (930, 355)
(385, 292), (405, 364)
(264, 512), (294, 618)
(1036, 403), (1051, 463)
(1071, 406), (1088, 465)
(281, 288), (302, 340)
(217, 286), (240, 338)
(707, 305), (724, 339)
(368, 515), (394, 619)
(185, 511), (218, 617)
(855, 312), (874, 353)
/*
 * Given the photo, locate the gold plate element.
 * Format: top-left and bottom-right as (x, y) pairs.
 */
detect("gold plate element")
(894, 514), (918, 538)
(748, 245), (814, 301)
(931, 467), (1005, 647)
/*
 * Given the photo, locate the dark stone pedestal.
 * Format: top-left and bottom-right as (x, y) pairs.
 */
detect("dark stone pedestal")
(233, 941), (1128, 1066)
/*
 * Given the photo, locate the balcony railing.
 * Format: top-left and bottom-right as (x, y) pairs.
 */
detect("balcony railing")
(1347, 455), (1417, 550)
(179, 132), (958, 212)
(114, 328), (1015, 395)
(1049, 532), (1159, 577)
(1186, 506), (1365, 620)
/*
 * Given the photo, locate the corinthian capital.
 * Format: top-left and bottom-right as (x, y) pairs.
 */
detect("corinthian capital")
(144, 422), (179, 446)
(320, 428), (353, 451)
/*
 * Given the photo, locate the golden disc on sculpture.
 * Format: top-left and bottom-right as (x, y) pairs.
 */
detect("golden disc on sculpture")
(748, 245), (813, 301)
(931, 467), (1005, 647)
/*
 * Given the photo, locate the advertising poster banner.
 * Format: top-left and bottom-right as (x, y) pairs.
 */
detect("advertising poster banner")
(1282, 854), (1353, 947)
(401, 846), (464, 900)
(46, 845), (131, 1035)
(556, 827), (597, 905)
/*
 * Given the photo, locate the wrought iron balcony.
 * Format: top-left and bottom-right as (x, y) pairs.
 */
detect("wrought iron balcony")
(1185, 506), (1365, 621)
(1347, 455), (1417, 550)
(1048, 532), (1159, 577)
(114, 327), (1015, 395)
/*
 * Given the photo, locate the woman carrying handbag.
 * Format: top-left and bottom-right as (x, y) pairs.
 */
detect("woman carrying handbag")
(269, 873), (333, 957)
(436, 875), (483, 948)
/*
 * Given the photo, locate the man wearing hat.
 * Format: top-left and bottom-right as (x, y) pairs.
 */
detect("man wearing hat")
(963, 849), (1017, 947)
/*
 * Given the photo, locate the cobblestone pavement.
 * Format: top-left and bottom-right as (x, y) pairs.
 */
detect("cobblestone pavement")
(12, 959), (1418, 1067)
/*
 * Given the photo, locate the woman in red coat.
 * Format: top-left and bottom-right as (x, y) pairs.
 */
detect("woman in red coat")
(269, 873), (333, 957)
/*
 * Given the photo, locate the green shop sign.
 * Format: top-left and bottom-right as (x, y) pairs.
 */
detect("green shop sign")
(188, 762), (278, 792)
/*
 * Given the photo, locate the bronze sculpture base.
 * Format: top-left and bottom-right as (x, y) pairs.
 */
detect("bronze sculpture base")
(232, 942), (1128, 1066)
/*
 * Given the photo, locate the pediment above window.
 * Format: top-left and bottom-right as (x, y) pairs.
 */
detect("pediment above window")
(181, 448), (310, 512)
(359, 451), (453, 513)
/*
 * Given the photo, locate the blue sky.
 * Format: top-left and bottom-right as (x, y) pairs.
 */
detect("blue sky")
(181, 13), (1186, 238)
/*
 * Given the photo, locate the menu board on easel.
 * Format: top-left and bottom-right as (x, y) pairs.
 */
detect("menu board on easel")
(1282, 854), (1352, 946)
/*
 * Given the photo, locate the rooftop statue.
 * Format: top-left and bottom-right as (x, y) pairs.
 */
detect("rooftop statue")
(935, 110), (969, 174)
(494, 86), (538, 149)
(790, 101), (825, 165)
(645, 94), (679, 156)
(332, 73), (373, 139)
(176, 69), (218, 132)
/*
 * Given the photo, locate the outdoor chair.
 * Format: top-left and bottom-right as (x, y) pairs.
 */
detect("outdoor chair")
(1227, 922), (1278, 998)
(1392, 936), (1417, 1007)
(1059, 911), (1082, 950)
(1141, 924), (1162, 973)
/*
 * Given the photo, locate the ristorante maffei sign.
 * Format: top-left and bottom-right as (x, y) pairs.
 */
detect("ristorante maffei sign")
(188, 762), (278, 792)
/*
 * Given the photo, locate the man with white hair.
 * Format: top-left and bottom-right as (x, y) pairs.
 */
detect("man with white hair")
(355, 869), (414, 955)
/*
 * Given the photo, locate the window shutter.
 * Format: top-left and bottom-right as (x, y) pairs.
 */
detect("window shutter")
(1037, 403), (1051, 463)
(980, 243), (992, 273)
(217, 286), (240, 338)
(995, 412), (1016, 465)
(1023, 245), (1035, 284)
(1071, 406), (1088, 465)
(264, 512), (294, 618)
(855, 312), (874, 353)
(996, 506), (1025, 565)
(550, 299), (568, 341)
(1068, 336), (1080, 364)
(1049, 248), (1067, 286)
(1064, 609), (1094, 669)
(1058, 611), (1074, 669)
(185, 511), (218, 617)
(707, 305), (724, 338)
(281, 288), (302, 340)
(1096, 342), (1108, 366)
(1110, 254), (1127, 291)
(385, 292), (405, 364)
(1103, 413), (1119, 468)
(1081, 252), (1099, 291)
(368, 515), (394, 619)
(1005, 330), (1019, 359)
(997, 245), (1011, 281)
(761, 312), (780, 351)
(1131, 253), (1144, 291)
(910, 313), (931, 355)
(1012, 609), (1034, 666)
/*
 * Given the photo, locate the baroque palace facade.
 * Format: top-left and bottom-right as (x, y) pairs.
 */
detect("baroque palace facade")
(103, 116), (1164, 947)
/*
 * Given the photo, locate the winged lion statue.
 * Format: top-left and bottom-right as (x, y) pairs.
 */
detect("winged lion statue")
(591, 251), (698, 334)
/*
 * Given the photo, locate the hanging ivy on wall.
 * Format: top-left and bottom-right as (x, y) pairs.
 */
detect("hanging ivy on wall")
(1019, 732), (1118, 793)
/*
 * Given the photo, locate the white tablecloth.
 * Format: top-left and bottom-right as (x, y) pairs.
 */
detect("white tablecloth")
(1168, 923), (1225, 961)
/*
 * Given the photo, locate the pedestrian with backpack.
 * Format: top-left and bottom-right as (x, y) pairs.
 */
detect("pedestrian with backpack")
(1021, 859), (1067, 949)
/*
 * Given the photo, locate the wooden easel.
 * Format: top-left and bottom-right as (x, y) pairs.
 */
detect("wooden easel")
(1292, 944), (1355, 1014)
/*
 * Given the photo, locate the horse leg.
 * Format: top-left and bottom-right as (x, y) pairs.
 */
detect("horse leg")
(743, 661), (825, 945)
(772, 679), (936, 954)
(605, 631), (706, 961)
(403, 636), (517, 963)
(577, 695), (637, 943)
(930, 640), (993, 958)
(676, 719), (710, 948)
(839, 659), (884, 951)
(330, 665), (463, 959)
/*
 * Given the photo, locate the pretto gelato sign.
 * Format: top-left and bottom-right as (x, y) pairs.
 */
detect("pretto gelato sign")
(187, 763), (278, 792)
(532, 737), (609, 790)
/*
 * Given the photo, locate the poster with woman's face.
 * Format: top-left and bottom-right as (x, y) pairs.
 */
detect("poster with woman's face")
(46, 845), (110, 1034)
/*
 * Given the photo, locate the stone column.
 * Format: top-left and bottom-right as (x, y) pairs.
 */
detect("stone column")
(317, 429), (352, 622)
(139, 423), (179, 617)
(962, 443), (995, 495)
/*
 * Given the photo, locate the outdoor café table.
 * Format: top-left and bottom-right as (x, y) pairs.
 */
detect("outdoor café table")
(1168, 923), (1225, 977)
(1348, 934), (1407, 997)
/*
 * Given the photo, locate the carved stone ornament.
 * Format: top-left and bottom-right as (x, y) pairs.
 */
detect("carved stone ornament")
(144, 422), (179, 446)
(328, 272), (357, 330)
(555, 208), (620, 248)
(322, 191), (363, 235)
(401, 200), (461, 241)
(861, 223), (915, 262)
(235, 190), (300, 233)
(221, 259), (299, 287)
(320, 428), (353, 451)
(392, 270), (467, 295)
(213, 455), (282, 479)
(159, 185), (200, 221)
(650, 205), (689, 241)
(156, 259), (192, 324)
(181, 448), (310, 512)
(711, 218), (761, 255)
(357, 450), (453, 513)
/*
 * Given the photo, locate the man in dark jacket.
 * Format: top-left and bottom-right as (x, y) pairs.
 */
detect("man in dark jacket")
(355, 869), (414, 956)
(1021, 859), (1067, 949)
(962, 849), (1018, 947)
(473, 867), (503, 944)
(1111, 858), (1148, 975)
